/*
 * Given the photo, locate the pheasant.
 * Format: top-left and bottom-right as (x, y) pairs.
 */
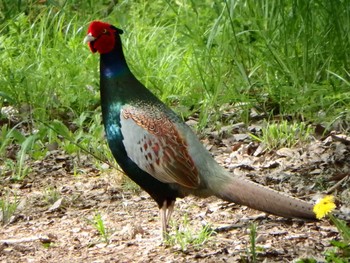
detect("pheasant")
(84, 21), (318, 237)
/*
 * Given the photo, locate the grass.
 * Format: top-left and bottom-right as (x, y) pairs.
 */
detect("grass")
(0, 191), (19, 225)
(0, 123), (36, 180)
(1, 0), (350, 130)
(248, 223), (258, 263)
(43, 186), (61, 205)
(165, 213), (215, 251)
(250, 120), (314, 150)
(87, 211), (111, 244)
(121, 176), (142, 193)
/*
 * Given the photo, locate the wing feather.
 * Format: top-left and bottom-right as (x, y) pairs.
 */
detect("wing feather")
(120, 104), (199, 189)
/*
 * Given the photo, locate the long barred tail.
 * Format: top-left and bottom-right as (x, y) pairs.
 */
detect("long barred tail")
(217, 175), (317, 220)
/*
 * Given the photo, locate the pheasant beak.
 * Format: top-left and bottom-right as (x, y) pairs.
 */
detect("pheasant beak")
(83, 33), (96, 44)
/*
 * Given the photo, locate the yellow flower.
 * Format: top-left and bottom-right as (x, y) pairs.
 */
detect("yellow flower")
(313, 195), (336, 219)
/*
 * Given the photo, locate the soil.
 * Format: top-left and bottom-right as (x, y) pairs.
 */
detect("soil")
(1, 126), (349, 263)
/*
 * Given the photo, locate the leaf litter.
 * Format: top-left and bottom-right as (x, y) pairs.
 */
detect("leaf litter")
(0, 120), (350, 262)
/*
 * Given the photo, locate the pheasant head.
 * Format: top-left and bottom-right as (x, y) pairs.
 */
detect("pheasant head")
(83, 21), (123, 54)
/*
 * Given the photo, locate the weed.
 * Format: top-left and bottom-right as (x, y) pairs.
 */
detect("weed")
(324, 239), (350, 262)
(250, 120), (314, 150)
(165, 214), (215, 251)
(12, 134), (37, 181)
(43, 187), (61, 205)
(328, 214), (350, 245)
(297, 239), (350, 263)
(248, 223), (257, 263)
(121, 176), (141, 193)
(87, 212), (110, 243)
(298, 196), (350, 262)
(0, 123), (40, 180)
(0, 191), (18, 225)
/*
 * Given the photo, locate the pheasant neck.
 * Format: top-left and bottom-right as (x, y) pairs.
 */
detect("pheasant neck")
(100, 38), (130, 79)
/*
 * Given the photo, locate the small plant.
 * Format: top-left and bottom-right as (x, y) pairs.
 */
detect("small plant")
(248, 223), (258, 263)
(87, 212), (110, 243)
(121, 176), (141, 193)
(322, 214), (350, 262)
(250, 120), (314, 150)
(0, 191), (19, 225)
(0, 124), (15, 157)
(43, 186), (61, 205)
(324, 240), (350, 262)
(312, 196), (350, 262)
(0, 124), (31, 180)
(165, 214), (215, 251)
(12, 164), (31, 181)
(8, 133), (37, 181)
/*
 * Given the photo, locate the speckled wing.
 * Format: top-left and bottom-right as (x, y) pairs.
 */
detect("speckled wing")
(120, 104), (200, 189)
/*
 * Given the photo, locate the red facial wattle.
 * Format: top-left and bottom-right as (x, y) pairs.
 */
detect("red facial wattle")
(86, 21), (116, 54)
(88, 40), (97, 53)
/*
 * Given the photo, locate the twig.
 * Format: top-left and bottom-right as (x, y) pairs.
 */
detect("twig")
(214, 223), (245, 233)
(0, 235), (52, 245)
(39, 120), (125, 174)
(326, 174), (350, 194)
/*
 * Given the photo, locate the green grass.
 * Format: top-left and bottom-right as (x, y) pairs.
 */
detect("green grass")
(248, 223), (258, 263)
(121, 176), (142, 193)
(0, 190), (19, 225)
(87, 211), (111, 243)
(165, 213), (215, 251)
(43, 186), (61, 205)
(250, 120), (314, 150)
(1, 0), (350, 130)
(0, 11), (98, 121)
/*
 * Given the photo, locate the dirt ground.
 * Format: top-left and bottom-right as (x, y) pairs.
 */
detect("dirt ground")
(1, 127), (349, 262)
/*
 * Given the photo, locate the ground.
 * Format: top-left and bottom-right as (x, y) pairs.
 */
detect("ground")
(1, 125), (349, 262)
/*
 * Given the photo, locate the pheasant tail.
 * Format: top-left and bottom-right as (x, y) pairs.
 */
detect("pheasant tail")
(217, 174), (316, 219)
